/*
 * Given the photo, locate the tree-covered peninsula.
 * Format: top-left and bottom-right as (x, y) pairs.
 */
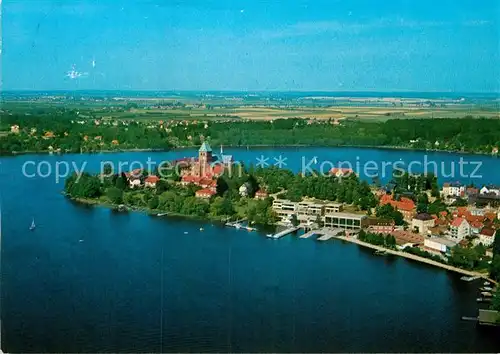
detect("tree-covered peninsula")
(64, 165), (378, 225)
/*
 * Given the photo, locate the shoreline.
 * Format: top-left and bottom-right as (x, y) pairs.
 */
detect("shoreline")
(3, 143), (499, 158)
(336, 235), (498, 284)
(67, 195), (498, 285)
(66, 195), (237, 224)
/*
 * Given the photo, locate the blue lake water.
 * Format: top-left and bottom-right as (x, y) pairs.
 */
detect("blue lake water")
(1, 147), (499, 352)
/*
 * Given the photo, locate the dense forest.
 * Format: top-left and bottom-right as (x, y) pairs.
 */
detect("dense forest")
(1, 108), (500, 154)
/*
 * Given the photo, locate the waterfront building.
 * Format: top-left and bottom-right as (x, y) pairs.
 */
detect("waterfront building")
(424, 237), (457, 255)
(449, 217), (471, 241)
(368, 218), (395, 234)
(323, 212), (368, 230)
(297, 200), (325, 222)
(324, 203), (343, 214)
(411, 213), (435, 235)
(272, 199), (298, 222)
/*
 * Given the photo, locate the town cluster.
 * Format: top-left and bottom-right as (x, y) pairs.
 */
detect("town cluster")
(116, 143), (499, 260)
(271, 181), (499, 258)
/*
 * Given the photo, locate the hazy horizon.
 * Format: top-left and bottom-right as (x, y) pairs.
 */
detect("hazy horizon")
(3, 0), (499, 92)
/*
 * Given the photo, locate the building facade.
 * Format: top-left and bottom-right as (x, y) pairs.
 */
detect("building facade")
(449, 217), (471, 241)
(323, 212), (368, 230)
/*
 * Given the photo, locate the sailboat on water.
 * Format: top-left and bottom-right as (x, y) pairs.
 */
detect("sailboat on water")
(29, 218), (36, 231)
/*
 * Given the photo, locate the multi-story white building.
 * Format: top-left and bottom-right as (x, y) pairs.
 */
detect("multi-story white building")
(411, 214), (435, 235)
(272, 199), (298, 221)
(424, 237), (457, 255)
(478, 228), (496, 247)
(297, 201), (325, 222)
(323, 212), (368, 230)
(273, 199), (346, 224)
(324, 203), (343, 214)
(442, 182), (465, 198)
(449, 217), (470, 241)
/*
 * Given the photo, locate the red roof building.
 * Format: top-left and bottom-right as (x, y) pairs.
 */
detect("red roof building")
(255, 189), (269, 200)
(380, 194), (416, 222)
(196, 188), (216, 199)
(330, 168), (355, 177)
(145, 175), (160, 187)
(478, 228), (496, 247)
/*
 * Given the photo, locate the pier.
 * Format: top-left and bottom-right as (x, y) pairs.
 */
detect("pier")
(225, 219), (257, 231)
(300, 230), (321, 239)
(272, 226), (300, 239)
(317, 233), (338, 241)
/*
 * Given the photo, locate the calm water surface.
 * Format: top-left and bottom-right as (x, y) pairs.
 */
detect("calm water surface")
(1, 147), (499, 352)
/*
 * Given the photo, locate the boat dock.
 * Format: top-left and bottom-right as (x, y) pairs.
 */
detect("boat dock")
(300, 230), (321, 239)
(317, 233), (337, 241)
(225, 219), (257, 232)
(297, 228), (343, 241)
(272, 226), (300, 239)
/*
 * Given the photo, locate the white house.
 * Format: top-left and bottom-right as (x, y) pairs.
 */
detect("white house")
(442, 182), (465, 198)
(480, 185), (500, 196)
(239, 183), (250, 197)
(478, 228), (496, 247)
(449, 217), (470, 241)
(411, 213), (435, 235)
(129, 178), (142, 188)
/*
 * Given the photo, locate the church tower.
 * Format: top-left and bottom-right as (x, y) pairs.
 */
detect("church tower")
(197, 142), (212, 176)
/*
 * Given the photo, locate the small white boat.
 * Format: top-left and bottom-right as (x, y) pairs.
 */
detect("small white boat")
(29, 218), (36, 231)
(235, 224), (241, 230)
(157, 213), (168, 217)
(184, 231), (189, 235)
(266, 233), (274, 238)
(199, 228), (204, 231)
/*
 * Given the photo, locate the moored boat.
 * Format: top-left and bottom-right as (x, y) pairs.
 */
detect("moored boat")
(29, 218), (36, 231)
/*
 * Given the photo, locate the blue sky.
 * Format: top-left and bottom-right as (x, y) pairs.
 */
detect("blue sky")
(2, 0), (499, 92)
